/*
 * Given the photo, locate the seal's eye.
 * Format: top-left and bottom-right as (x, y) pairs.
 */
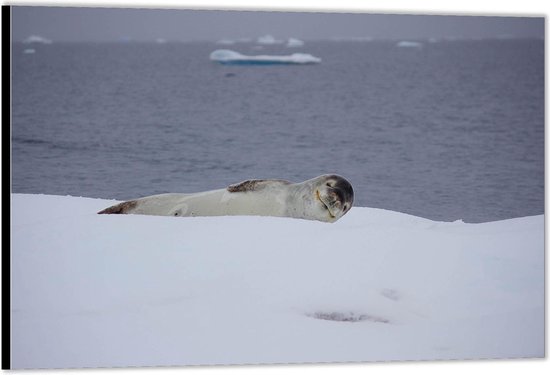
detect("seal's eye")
(326, 182), (333, 187)
(343, 205), (348, 211)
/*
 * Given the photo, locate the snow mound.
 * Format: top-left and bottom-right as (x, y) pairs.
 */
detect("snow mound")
(10, 194), (544, 369)
(209, 49), (321, 65)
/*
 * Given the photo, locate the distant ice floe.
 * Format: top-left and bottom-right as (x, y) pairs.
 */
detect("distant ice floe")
(210, 49), (321, 65)
(286, 38), (304, 47)
(23, 48), (36, 54)
(216, 38), (257, 45)
(23, 35), (52, 44)
(396, 40), (423, 48)
(256, 34), (284, 45)
(155, 38), (167, 44)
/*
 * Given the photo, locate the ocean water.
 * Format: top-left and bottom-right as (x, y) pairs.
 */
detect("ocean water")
(11, 39), (544, 223)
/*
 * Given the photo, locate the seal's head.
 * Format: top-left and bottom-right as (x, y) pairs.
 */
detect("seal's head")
(310, 174), (354, 222)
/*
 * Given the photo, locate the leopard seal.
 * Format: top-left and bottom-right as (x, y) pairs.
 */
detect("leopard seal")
(98, 174), (354, 223)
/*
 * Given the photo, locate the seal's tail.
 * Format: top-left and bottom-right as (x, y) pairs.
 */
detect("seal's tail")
(98, 200), (137, 214)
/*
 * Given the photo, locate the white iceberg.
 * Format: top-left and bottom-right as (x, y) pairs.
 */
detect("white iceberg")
(10, 193), (544, 369)
(23, 48), (36, 54)
(210, 49), (321, 65)
(396, 40), (423, 48)
(256, 34), (283, 45)
(22, 35), (52, 44)
(286, 37), (305, 47)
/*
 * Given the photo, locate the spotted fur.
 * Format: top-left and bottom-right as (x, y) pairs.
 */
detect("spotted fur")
(227, 179), (291, 193)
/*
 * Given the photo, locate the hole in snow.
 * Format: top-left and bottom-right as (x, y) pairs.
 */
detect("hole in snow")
(308, 311), (389, 324)
(381, 288), (401, 301)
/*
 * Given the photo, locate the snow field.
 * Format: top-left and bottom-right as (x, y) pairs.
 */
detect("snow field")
(10, 194), (544, 369)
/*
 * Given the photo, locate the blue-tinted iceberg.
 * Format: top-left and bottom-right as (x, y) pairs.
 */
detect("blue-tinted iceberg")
(210, 49), (321, 65)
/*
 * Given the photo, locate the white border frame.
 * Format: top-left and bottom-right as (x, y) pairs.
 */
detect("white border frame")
(2, 1), (547, 374)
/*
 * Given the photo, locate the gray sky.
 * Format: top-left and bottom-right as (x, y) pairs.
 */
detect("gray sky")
(11, 6), (545, 42)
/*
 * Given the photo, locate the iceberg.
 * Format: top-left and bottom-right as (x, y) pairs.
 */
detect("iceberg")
(22, 35), (52, 44)
(286, 37), (305, 47)
(23, 48), (36, 54)
(209, 49), (321, 65)
(396, 40), (423, 48)
(9, 194), (544, 368)
(256, 34), (283, 45)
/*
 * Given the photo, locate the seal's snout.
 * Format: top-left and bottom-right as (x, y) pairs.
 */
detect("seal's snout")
(325, 189), (347, 211)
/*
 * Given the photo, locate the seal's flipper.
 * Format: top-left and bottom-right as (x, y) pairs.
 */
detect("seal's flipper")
(98, 200), (138, 214)
(227, 179), (291, 193)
